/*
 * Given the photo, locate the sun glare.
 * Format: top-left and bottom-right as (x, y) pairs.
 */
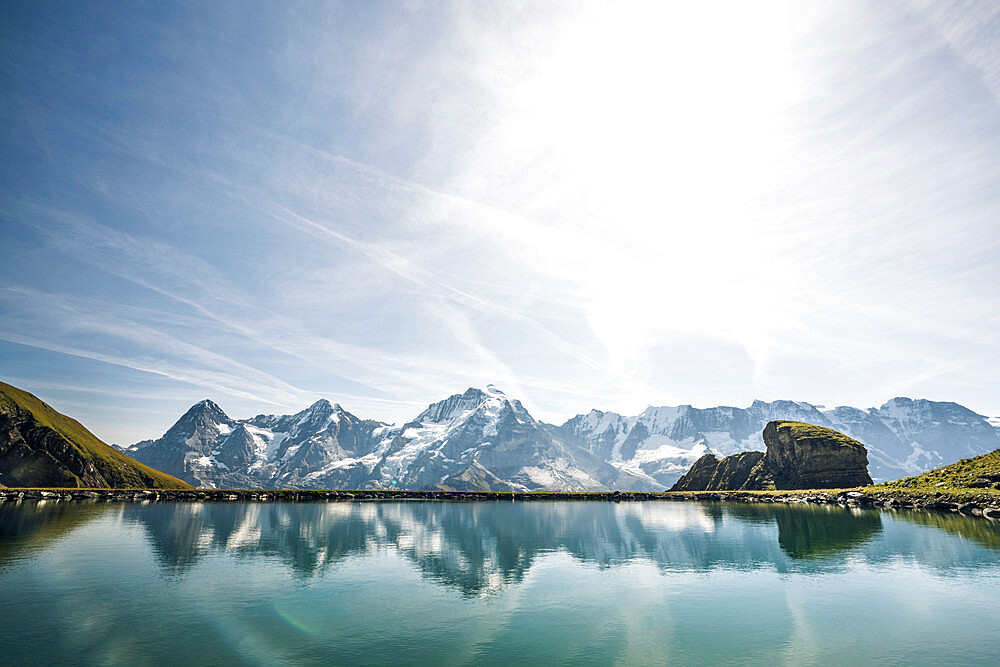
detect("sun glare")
(453, 2), (803, 379)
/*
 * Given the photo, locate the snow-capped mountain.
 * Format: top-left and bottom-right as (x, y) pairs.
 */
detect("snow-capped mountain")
(130, 389), (999, 490)
(367, 385), (648, 491)
(556, 398), (1000, 484)
(128, 398), (389, 489)
(129, 386), (654, 491)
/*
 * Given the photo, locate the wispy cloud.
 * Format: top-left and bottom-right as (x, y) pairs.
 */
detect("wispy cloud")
(2, 0), (1000, 442)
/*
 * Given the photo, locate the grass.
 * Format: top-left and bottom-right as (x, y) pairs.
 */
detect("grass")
(772, 421), (867, 450)
(671, 486), (1000, 503)
(878, 449), (1000, 491)
(0, 381), (191, 490)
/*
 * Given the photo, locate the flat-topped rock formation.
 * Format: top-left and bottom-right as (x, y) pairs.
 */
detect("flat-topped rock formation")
(671, 421), (873, 491)
(763, 421), (873, 489)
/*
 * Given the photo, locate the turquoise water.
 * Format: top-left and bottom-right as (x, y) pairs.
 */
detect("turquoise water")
(1, 500), (999, 665)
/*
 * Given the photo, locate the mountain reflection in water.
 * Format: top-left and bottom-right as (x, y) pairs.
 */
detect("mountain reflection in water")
(4, 500), (999, 596)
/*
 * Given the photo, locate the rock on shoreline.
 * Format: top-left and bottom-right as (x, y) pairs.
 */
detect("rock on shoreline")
(671, 421), (873, 491)
(1, 487), (997, 519)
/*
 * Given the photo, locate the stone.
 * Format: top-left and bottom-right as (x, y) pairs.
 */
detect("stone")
(923, 501), (959, 511)
(763, 421), (873, 489)
(670, 421), (873, 492)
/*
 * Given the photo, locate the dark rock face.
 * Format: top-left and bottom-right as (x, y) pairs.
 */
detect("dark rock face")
(0, 411), (107, 487)
(763, 421), (873, 489)
(671, 451), (769, 491)
(0, 382), (189, 489)
(671, 454), (721, 491)
(671, 421), (872, 491)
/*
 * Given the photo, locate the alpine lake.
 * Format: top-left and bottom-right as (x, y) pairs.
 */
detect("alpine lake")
(2, 499), (999, 665)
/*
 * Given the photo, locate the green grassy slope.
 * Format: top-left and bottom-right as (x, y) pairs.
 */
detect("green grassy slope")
(0, 381), (191, 489)
(879, 449), (1000, 492)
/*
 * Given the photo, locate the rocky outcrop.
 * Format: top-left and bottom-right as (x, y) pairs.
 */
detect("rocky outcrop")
(558, 397), (1000, 484)
(670, 421), (872, 491)
(763, 421), (873, 489)
(670, 454), (721, 491)
(671, 451), (770, 491)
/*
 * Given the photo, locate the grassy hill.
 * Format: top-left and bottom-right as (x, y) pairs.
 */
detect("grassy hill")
(0, 381), (190, 489)
(879, 449), (1000, 492)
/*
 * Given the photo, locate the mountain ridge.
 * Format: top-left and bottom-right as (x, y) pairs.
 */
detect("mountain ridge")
(126, 387), (999, 490)
(557, 396), (1000, 484)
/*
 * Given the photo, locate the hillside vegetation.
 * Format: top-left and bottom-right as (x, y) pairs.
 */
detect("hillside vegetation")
(0, 381), (191, 489)
(879, 449), (1000, 492)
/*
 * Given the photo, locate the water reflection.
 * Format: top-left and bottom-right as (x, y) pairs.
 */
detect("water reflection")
(0, 500), (103, 568)
(721, 503), (884, 560)
(3, 500), (999, 595)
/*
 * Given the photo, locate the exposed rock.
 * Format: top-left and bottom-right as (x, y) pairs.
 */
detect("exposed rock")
(131, 387), (658, 492)
(559, 397), (1000, 484)
(426, 461), (521, 492)
(670, 454), (720, 491)
(711, 451), (769, 489)
(763, 421), (873, 489)
(0, 381), (190, 489)
(671, 421), (873, 491)
(671, 451), (770, 491)
(923, 501), (960, 511)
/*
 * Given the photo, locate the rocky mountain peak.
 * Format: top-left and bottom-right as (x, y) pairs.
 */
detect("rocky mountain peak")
(184, 398), (226, 418)
(303, 398), (337, 416)
(416, 386), (512, 424)
(169, 399), (233, 435)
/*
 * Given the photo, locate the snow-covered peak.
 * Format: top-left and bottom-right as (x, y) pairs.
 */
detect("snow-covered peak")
(572, 409), (628, 435)
(879, 396), (916, 413)
(748, 399), (826, 423)
(288, 398), (344, 430)
(416, 387), (513, 424)
(303, 398), (338, 415)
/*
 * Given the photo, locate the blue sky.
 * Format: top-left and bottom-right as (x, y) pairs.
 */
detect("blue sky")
(2, 0), (999, 444)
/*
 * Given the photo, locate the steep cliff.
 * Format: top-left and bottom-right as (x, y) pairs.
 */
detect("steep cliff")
(670, 421), (872, 491)
(763, 421), (872, 489)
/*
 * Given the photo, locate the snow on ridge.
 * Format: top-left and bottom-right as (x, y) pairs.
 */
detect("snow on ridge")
(636, 405), (681, 432)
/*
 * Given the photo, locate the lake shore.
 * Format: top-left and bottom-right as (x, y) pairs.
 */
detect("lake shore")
(2, 486), (999, 519)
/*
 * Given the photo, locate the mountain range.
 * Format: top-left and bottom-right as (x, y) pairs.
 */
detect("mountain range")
(125, 386), (1000, 490)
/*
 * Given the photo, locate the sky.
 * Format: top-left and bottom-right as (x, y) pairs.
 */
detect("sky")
(1, 0), (999, 444)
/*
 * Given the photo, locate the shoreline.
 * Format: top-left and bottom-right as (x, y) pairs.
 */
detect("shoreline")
(1, 487), (998, 519)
